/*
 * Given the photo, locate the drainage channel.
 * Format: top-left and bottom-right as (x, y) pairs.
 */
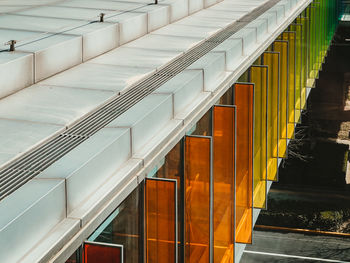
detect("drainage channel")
(0, 0), (281, 200)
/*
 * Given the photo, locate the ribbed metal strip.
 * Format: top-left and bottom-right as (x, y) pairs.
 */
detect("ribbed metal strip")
(0, 0), (282, 200)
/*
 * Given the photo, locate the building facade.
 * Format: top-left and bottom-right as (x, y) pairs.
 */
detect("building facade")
(0, 0), (340, 262)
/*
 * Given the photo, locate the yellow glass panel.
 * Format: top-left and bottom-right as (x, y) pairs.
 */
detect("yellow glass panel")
(297, 16), (309, 110)
(249, 66), (267, 209)
(281, 32), (296, 138)
(262, 52), (279, 181)
(185, 136), (211, 263)
(233, 83), (253, 244)
(273, 40), (288, 158)
(213, 106), (235, 262)
(145, 178), (176, 263)
(289, 24), (303, 123)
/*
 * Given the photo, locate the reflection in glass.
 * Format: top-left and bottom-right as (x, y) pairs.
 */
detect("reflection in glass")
(88, 187), (141, 263)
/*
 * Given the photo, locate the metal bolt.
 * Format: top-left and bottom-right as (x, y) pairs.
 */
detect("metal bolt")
(5, 40), (17, 51)
(99, 13), (105, 22)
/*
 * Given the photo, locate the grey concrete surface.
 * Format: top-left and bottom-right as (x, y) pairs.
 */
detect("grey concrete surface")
(241, 230), (350, 263)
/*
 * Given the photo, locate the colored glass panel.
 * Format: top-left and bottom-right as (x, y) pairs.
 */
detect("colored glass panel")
(273, 40), (288, 158)
(262, 52), (280, 181)
(290, 23), (303, 123)
(297, 15), (309, 109)
(185, 136), (211, 263)
(84, 242), (122, 263)
(249, 66), (267, 209)
(233, 83), (253, 244)
(213, 105), (235, 262)
(145, 178), (177, 263)
(281, 32), (296, 139)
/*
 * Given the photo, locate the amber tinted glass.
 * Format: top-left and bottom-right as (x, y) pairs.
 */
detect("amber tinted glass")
(213, 106), (235, 262)
(250, 66), (268, 209)
(262, 52), (279, 181)
(146, 179), (176, 263)
(273, 41), (288, 158)
(185, 136), (211, 263)
(233, 83), (253, 243)
(84, 243), (122, 263)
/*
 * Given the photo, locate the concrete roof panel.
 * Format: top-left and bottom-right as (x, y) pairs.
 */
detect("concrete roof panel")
(40, 63), (155, 93)
(0, 85), (114, 126)
(89, 46), (182, 69)
(125, 33), (203, 52)
(0, 119), (63, 169)
(152, 23), (220, 39)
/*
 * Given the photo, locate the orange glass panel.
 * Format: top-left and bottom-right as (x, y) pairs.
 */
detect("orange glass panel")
(84, 242), (122, 263)
(273, 40), (288, 158)
(213, 105), (235, 262)
(185, 136), (211, 263)
(250, 66), (268, 209)
(262, 52), (280, 181)
(233, 83), (253, 244)
(145, 178), (176, 263)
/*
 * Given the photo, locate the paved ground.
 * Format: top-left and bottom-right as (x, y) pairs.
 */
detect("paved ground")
(241, 230), (350, 263)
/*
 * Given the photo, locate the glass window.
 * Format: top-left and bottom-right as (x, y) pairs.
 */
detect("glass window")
(88, 186), (142, 263)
